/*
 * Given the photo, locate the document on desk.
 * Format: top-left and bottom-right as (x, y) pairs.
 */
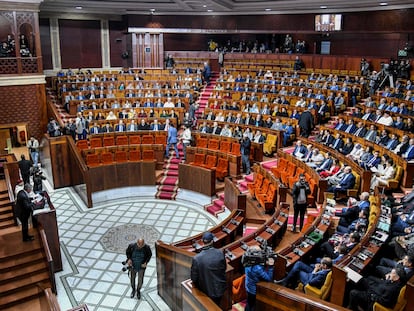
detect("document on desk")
(344, 266), (363, 283)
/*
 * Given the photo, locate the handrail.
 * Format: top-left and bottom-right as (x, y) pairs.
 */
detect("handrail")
(43, 288), (61, 311)
(39, 228), (57, 293)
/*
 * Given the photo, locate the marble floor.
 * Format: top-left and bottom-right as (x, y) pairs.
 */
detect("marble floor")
(49, 185), (229, 311)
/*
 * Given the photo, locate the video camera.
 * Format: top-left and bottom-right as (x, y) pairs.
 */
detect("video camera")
(121, 260), (131, 272)
(241, 240), (277, 267)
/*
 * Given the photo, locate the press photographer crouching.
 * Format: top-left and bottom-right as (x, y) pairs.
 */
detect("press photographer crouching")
(124, 238), (152, 299)
(243, 245), (276, 311)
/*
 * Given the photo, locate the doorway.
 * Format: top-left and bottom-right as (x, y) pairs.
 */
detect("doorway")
(0, 123), (29, 158)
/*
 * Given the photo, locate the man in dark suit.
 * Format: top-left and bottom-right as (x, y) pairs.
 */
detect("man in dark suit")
(191, 232), (226, 305)
(101, 122), (114, 133)
(361, 150), (381, 170)
(385, 134), (399, 151)
(15, 183), (37, 242)
(298, 108), (314, 137)
(138, 119), (150, 131)
(18, 154), (32, 185)
(327, 167), (356, 198)
(199, 121), (210, 134)
(89, 122), (101, 134)
(330, 133), (344, 151)
(210, 121), (222, 135)
(275, 257), (332, 290)
(115, 120), (126, 132)
(240, 136), (251, 175)
(348, 267), (405, 311)
(354, 122), (367, 137)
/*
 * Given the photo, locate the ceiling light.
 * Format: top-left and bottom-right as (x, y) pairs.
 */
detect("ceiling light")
(203, 5), (207, 8)
(207, 9), (213, 12)
(75, 6), (82, 9)
(320, 5), (327, 9)
(379, 2), (388, 5)
(150, 8), (155, 12)
(265, 8), (271, 11)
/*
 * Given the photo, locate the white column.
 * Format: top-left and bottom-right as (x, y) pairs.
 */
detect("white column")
(49, 18), (62, 70)
(101, 19), (110, 68)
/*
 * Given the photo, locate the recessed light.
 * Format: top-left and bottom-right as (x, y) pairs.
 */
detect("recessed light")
(265, 8), (271, 11)
(207, 9), (213, 12)
(75, 6), (82, 9)
(320, 5), (327, 9)
(379, 2), (388, 5)
(150, 8), (155, 12)
(203, 5), (207, 8)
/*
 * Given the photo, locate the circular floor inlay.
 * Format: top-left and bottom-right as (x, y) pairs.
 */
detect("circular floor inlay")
(100, 224), (161, 253)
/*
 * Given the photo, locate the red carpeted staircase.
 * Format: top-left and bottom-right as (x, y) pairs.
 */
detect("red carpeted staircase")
(155, 156), (181, 200)
(195, 72), (219, 119)
(205, 191), (225, 216)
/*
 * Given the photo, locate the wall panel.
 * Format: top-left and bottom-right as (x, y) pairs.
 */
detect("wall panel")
(59, 19), (101, 69)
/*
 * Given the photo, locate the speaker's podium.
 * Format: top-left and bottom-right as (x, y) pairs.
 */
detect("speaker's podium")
(33, 192), (63, 272)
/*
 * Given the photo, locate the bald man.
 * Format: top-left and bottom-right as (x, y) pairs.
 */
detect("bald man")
(126, 238), (152, 299)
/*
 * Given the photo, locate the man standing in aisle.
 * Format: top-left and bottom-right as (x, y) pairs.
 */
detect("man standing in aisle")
(292, 174), (311, 232)
(27, 136), (39, 166)
(240, 135), (251, 175)
(191, 232), (227, 306)
(165, 123), (179, 159)
(126, 238), (152, 299)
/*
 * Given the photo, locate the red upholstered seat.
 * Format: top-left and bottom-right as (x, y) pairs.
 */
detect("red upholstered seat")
(116, 136), (128, 146)
(142, 150), (154, 161)
(103, 136), (115, 147)
(76, 140), (89, 150)
(141, 135), (154, 144)
(129, 135), (141, 145)
(89, 137), (102, 148)
(115, 151), (128, 162)
(129, 150), (141, 161)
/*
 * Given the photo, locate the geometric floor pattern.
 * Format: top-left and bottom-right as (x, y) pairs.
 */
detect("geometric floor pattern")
(50, 187), (220, 311)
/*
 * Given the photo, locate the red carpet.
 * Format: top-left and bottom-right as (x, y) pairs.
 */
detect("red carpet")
(261, 159), (278, 170)
(155, 154), (181, 200)
(205, 191), (225, 216)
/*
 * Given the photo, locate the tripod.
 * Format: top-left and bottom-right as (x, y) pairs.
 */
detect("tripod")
(377, 73), (394, 91)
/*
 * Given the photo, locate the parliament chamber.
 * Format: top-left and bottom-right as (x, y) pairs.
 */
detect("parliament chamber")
(1, 1), (414, 311)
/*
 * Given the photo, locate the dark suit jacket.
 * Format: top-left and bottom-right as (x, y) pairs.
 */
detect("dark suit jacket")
(15, 190), (34, 220)
(339, 173), (356, 190)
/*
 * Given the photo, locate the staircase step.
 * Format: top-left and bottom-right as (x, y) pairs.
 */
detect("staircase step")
(0, 270), (50, 297)
(165, 170), (179, 177)
(0, 285), (44, 309)
(0, 261), (48, 285)
(0, 213), (13, 221)
(0, 204), (12, 214)
(0, 220), (15, 230)
(158, 185), (177, 192)
(0, 248), (44, 271)
(213, 198), (224, 208)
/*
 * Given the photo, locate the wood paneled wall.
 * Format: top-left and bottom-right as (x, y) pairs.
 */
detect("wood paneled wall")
(58, 19), (102, 69)
(40, 8), (414, 70)
(0, 84), (46, 140)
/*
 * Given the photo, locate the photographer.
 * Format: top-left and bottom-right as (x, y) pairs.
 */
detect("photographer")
(125, 238), (152, 299)
(361, 58), (370, 76)
(244, 245), (274, 311)
(32, 165), (46, 193)
(292, 174), (311, 233)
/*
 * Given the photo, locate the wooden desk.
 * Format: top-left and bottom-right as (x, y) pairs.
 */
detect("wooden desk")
(178, 163), (216, 197)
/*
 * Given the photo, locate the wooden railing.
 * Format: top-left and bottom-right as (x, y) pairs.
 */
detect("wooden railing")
(39, 229), (57, 293)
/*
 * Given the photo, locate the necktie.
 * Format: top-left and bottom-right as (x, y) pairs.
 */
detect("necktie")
(405, 146), (413, 158)
(368, 157), (375, 166)
(334, 140), (339, 149)
(346, 126), (351, 133)
(355, 128), (362, 136)
(387, 140), (394, 149)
